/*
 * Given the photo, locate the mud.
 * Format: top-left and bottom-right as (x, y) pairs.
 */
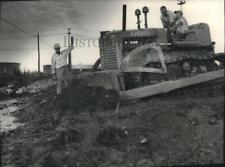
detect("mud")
(0, 99), (25, 132)
(1, 79), (224, 167)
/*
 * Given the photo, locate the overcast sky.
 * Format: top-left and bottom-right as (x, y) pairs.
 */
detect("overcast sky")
(0, 0), (224, 71)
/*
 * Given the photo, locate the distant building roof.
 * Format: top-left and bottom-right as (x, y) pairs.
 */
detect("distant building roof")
(0, 62), (20, 65)
(43, 65), (51, 67)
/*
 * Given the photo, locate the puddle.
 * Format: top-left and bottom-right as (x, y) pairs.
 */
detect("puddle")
(0, 99), (24, 132)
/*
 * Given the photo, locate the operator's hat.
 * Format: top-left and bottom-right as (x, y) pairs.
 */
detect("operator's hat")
(54, 43), (60, 49)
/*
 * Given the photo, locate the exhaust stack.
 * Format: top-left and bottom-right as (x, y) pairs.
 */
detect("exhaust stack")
(135, 9), (141, 29)
(122, 5), (127, 31)
(142, 6), (149, 29)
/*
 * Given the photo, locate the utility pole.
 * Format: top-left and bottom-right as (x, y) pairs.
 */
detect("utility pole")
(67, 28), (72, 71)
(37, 33), (40, 73)
(0, 1), (2, 24)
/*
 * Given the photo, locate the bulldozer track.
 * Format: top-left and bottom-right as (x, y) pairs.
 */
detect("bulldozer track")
(166, 77), (224, 98)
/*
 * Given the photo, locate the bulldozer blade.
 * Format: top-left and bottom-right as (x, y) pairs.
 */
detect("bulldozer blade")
(120, 69), (224, 101)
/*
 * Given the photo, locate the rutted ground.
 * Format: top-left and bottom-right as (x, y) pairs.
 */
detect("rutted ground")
(1, 79), (224, 167)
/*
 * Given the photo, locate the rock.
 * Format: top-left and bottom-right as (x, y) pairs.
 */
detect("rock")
(190, 117), (199, 126)
(208, 117), (217, 125)
(39, 100), (48, 105)
(136, 159), (154, 167)
(139, 136), (149, 144)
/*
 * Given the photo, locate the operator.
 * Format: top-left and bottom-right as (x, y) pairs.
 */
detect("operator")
(170, 10), (189, 39)
(160, 6), (176, 42)
(51, 43), (74, 95)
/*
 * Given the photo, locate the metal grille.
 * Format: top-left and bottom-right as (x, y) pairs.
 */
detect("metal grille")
(99, 36), (119, 70)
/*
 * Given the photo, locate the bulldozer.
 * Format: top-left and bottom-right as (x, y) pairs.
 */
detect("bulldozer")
(79, 5), (224, 101)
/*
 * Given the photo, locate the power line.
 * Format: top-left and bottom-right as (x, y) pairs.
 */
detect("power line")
(0, 0), (40, 1)
(39, 37), (52, 48)
(40, 32), (65, 37)
(0, 48), (50, 51)
(0, 17), (35, 37)
(0, 33), (66, 40)
(0, 36), (35, 39)
(0, 17), (69, 50)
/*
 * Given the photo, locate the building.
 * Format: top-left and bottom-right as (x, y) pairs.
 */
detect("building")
(0, 62), (20, 75)
(43, 65), (51, 75)
(72, 64), (93, 73)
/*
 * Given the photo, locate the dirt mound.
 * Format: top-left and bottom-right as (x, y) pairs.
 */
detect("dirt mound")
(55, 79), (119, 112)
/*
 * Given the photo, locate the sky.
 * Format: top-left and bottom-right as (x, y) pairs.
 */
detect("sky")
(0, 0), (224, 72)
